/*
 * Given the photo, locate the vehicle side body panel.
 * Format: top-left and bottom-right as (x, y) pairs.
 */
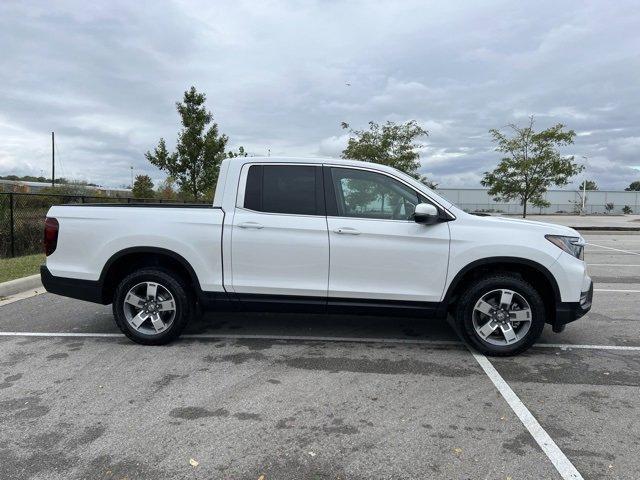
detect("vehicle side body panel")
(45, 205), (225, 292)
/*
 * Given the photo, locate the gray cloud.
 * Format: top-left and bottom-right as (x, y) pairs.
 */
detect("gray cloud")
(1, 0), (639, 189)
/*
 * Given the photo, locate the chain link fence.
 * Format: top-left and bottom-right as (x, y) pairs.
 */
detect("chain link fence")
(0, 192), (208, 258)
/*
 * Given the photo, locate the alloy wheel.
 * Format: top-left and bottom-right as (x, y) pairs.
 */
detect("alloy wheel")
(123, 281), (177, 335)
(472, 288), (532, 346)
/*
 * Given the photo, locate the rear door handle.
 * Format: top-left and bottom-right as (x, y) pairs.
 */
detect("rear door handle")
(238, 222), (264, 229)
(334, 227), (360, 235)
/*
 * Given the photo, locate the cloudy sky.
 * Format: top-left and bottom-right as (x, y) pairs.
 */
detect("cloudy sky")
(1, 0), (639, 189)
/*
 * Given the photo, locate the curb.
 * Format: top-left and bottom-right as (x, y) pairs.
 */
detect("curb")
(0, 274), (43, 298)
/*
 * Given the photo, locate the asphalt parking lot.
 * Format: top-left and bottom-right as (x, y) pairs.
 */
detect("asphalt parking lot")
(1, 232), (639, 480)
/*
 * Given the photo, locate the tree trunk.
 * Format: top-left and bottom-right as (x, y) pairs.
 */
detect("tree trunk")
(522, 198), (527, 218)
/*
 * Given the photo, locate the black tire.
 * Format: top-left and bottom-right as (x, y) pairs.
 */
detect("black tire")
(113, 267), (193, 345)
(454, 274), (545, 356)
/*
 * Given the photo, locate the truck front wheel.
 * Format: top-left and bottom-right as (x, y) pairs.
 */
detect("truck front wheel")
(113, 268), (192, 345)
(454, 274), (546, 356)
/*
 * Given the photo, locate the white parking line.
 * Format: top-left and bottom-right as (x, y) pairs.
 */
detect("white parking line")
(587, 243), (640, 256)
(588, 264), (640, 267)
(1, 331), (640, 351)
(536, 343), (640, 351)
(471, 351), (583, 480)
(594, 288), (640, 293)
(0, 331), (122, 338)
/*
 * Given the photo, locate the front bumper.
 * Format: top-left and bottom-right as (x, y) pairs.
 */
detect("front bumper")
(554, 279), (593, 329)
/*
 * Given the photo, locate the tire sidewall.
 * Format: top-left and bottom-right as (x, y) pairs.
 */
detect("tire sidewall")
(456, 275), (545, 356)
(113, 268), (191, 345)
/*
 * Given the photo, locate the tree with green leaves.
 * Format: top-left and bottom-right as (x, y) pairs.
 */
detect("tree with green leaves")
(132, 174), (155, 199)
(625, 181), (640, 191)
(146, 86), (228, 200)
(228, 146), (248, 158)
(481, 117), (583, 218)
(581, 180), (598, 190)
(340, 120), (436, 188)
(156, 176), (177, 201)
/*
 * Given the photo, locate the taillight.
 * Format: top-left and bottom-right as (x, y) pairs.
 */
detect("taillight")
(44, 217), (59, 256)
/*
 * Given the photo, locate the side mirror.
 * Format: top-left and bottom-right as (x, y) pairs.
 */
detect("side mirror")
(414, 203), (439, 225)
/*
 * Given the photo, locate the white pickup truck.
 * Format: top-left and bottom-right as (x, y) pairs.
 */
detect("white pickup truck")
(41, 156), (592, 355)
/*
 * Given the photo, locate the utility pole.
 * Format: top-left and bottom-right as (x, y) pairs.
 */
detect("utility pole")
(51, 132), (55, 187)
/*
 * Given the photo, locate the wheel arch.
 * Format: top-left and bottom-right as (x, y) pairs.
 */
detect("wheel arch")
(442, 257), (560, 325)
(99, 247), (202, 304)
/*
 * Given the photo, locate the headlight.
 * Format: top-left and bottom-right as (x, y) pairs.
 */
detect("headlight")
(545, 235), (584, 260)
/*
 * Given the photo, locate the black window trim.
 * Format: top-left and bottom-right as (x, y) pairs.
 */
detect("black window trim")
(238, 162), (326, 217)
(322, 164), (455, 222)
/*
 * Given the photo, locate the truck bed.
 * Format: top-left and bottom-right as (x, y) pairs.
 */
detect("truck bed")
(45, 204), (225, 292)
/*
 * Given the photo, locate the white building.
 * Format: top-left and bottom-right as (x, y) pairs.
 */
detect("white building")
(437, 188), (640, 215)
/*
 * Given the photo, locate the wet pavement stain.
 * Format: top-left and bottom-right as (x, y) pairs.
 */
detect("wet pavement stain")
(0, 351), (34, 367)
(276, 355), (478, 376)
(0, 373), (22, 389)
(0, 395), (50, 419)
(152, 373), (187, 393)
(322, 418), (359, 435)
(169, 406), (229, 419)
(276, 416), (296, 429)
(502, 431), (539, 456)
(46, 352), (69, 360)
(216, 352), (267, 364)
(234, 412), (262, 421)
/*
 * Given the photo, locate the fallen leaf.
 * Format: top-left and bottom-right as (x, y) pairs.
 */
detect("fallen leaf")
(258, 475), (265, 480)
(453, 448), (462, 455)
(189, 458), (199, 467)
(308, 451), (316, 457)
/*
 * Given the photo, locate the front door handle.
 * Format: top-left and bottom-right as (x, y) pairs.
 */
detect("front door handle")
(238, 222), (264, 229)
(334, 227), (360, 235)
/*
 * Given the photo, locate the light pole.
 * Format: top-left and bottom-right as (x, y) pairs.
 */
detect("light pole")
(581, 156), (588, 215)
(130, 166), (134, 189)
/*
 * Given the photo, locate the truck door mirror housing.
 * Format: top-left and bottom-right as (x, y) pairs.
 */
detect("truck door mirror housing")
(414, 203), (439, 225)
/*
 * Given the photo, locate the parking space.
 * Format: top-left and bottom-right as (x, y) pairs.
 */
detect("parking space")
(1, 232), (639, 479)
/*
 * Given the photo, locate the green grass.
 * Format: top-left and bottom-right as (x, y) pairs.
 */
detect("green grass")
(0, 254), (45, 283)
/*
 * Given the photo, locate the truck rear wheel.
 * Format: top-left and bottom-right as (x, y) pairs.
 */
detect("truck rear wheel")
(113, 268), (192, 345)
(454, 274), (545, 356)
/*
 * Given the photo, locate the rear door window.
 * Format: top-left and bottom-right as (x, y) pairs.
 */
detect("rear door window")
(244, 165), (324, 215)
